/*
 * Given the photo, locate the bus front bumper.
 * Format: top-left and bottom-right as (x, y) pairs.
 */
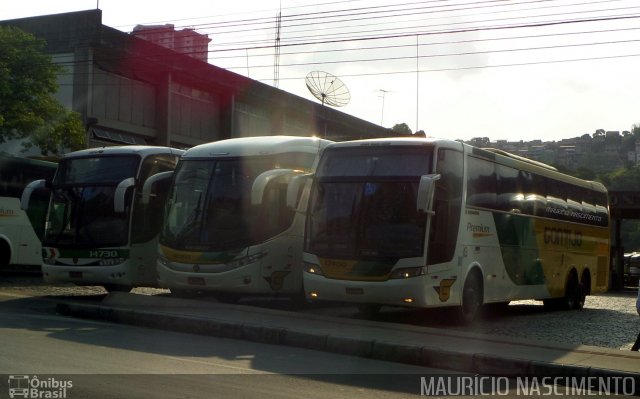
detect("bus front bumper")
(303, 272), (459, 308)
(156, 260), (297, 294)
(42, 263), (134, 286)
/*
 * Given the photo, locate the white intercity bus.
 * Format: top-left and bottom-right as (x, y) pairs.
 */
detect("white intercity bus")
(154, 136), (332, 301)
(0, 154), (56, 270)
(21, 146), (184, 291)
(303, 138), (610, 322)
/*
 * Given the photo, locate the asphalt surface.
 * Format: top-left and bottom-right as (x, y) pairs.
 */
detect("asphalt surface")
(2, 274), (639, 395)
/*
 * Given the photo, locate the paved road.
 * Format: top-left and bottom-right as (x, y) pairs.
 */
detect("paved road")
(1, 273), (639, 351)
(1, 274), (639, 397)
(0, 292), (458, 399)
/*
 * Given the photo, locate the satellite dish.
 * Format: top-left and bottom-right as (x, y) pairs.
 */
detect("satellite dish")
(305, 71), (351, 107)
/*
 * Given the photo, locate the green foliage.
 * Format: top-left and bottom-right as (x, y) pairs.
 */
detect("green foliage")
(599, 165), (640, 190)
(391, 123), (412, 136)
(23, 108), (86, 155)
(0, 26), (85, 154)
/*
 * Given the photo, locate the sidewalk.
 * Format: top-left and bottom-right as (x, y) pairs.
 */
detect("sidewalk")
(55, 292), (640, 390)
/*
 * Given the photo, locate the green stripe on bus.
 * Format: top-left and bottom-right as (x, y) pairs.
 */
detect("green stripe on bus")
(493, 213), (546, 285)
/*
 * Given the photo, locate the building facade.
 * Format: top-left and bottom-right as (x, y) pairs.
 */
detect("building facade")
(1, 10), (391, 150)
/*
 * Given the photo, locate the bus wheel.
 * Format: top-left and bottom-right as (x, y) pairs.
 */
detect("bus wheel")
(103, 285), (132, 293)
(216, 293), (241, 304)
(456, 271), (483, 324)
(170, 288), (198, 298)
(573, 281), (585, 310)
(0, 240), (10, 270)
(484, 301), (510, 318)
(560, 273), (581, 310)
(575, 271), (590, 310)
(357, 303), (381, 319)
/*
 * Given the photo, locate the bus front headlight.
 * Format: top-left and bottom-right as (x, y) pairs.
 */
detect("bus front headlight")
(390, 266), (426, 279)
(303, 262), (324, 276)
(227, 251), (267, 268)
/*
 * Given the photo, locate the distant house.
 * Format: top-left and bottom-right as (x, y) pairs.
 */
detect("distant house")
(131, 24), (211, 63)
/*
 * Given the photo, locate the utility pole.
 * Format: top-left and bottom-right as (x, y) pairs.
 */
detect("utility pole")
(378, 89), (390, 126)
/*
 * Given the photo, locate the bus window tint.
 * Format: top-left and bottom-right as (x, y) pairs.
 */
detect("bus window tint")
(360, 181), (422, 258)
(466, 156), (496, 209)
(428, 149), (463, 265)
(132, 154), (181, 244)
(253, 178), (295, 242)
(318, 147), (431, 177)
(54, 156), (139, 185)
(496, 164), (521, 212)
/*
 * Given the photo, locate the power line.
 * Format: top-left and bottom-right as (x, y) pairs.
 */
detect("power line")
(219, 37), (640, 70)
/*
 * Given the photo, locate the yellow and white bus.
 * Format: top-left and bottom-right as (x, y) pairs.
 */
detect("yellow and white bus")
(303, 138), (610, 322)
(0, 154), (57, 271)
(155, 136), (332, 301)
(21, 146), (184, 291)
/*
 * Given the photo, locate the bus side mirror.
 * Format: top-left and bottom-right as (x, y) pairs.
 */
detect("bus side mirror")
(251, 169), (295, 206)
(416, 174), (441, 214)
(141, 171), (174, 204)
(286, 173), (312, 209)
(20, 179), (47, 210)
(114, 177), (136, 213)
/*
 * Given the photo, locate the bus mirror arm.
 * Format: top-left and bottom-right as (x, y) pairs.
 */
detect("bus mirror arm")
(416, 174), (441, 213)
(286, 173), (312, 209)
(251, 169), (296, 206)
(20, 179), (46, 211)
(141, 171), (174, 204)
(114, 177), (136, 213)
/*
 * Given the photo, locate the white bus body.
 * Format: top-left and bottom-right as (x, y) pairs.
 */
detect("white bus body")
(156, 136), (332, 299)
(0, 155), (56, 270)
(303, 138), (610, 322)
(23, 146), (184, 291)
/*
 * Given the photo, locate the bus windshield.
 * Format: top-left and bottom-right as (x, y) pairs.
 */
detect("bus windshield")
(306, 146), (433, 259)
(43, 155), (140, 248)
(162, 156), (295, 251)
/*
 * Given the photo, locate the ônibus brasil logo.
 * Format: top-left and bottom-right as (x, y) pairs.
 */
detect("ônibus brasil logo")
(8, 375), (72, 398)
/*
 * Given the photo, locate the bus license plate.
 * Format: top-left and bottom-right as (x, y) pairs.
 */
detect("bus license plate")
(346, 287), (364, 295)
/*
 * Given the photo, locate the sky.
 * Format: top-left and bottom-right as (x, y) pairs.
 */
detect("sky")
(3, 0), (640, 143)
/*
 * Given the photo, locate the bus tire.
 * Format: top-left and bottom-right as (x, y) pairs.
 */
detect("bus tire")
(484, 301), (510, 318)
(0, 240), (10, 270)
(216, 292), (241, 304)
(103, 284), (132, 293)
(455, 269), (484, 324)
(170, 288), (198, 298)
(560, 272), (581, 310)
(574, 281), (586, 310)
(576, 270), (591, 310)
(357, 303), (381, 319)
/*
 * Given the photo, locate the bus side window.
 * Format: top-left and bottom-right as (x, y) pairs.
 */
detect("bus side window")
(496, 164), (520, 212)
(428, 149), (463, 266)
(254, 179), (294, 241)
(132, 154), (180, 244)
(466, 156), (496, 209)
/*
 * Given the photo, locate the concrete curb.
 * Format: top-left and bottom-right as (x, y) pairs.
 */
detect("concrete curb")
(54, 298), (640, 396)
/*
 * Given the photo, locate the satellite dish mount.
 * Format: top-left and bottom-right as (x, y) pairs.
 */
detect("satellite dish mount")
(305, 71), (351, 107)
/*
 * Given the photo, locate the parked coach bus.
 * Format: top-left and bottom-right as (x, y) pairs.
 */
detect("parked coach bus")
(152, 136), (332, 301)
(21, 146), (184, 291)
(0, 154), (56, 270)
(302, 138), (610, 323)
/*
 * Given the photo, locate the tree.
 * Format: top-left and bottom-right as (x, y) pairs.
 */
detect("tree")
(0, 26), (85, 155)
(391, 123), (413, 136)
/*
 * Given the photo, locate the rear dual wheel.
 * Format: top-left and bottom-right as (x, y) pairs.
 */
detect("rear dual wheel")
(543, 273), (584, 311)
